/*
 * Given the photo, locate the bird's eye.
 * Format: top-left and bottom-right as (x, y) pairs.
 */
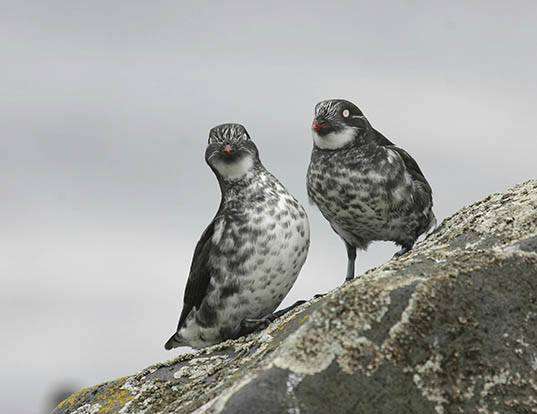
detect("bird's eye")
(342, 109), (350, 118)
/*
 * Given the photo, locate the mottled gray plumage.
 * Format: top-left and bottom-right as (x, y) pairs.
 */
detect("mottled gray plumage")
(307, 99), (436, 281)
(165, 123), (310, 349)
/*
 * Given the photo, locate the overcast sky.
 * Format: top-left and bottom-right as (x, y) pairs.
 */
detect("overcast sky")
(2, 1), (536, 413)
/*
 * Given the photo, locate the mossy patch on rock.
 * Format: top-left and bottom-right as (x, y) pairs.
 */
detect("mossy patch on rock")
(55, 378), (133, 414)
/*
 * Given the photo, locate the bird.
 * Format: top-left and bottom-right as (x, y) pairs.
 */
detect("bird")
(306, 99), (436, 282)
(165, 123), (310, 349)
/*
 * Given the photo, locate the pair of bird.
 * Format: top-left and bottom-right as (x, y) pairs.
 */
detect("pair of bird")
(165, 99), (436, 350)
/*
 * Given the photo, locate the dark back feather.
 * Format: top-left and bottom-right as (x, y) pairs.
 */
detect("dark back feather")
(372, 128), (395, 147)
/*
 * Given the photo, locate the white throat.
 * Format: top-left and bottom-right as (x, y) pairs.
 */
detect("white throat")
(312, 127), (356, 150)
(213, 156), (254, 180)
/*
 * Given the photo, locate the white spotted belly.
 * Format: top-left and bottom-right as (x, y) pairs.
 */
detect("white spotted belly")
(181, 197), (310, 348)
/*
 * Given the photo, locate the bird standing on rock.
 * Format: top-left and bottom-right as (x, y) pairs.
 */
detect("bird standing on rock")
(306, 99), (436, 282)
(165, 123), (310, 349)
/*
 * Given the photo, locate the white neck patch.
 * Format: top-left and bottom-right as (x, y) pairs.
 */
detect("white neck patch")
(213, 155), (254, 180)
(312, 127), (356, 150)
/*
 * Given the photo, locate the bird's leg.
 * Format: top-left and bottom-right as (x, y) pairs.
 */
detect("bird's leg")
(394, 241), (414, 258)
(345, 241), (357, 282)
(240, 300), (307, 334)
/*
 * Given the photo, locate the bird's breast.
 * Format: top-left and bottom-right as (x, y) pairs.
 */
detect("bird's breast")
(211, 185), (310, 314)
(307, 151), (413, 233)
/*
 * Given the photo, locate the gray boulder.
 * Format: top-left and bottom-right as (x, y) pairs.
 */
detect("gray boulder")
(54, 180), (537, 414)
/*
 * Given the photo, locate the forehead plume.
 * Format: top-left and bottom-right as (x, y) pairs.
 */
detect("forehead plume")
(315, 99), (363, 117)
(209, 123), (250, 144)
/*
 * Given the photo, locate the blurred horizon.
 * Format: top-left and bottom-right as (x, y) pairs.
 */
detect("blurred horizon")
(2, 1), (536, 412)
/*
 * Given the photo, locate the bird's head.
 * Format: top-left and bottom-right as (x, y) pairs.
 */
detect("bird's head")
(311, 99), (370, 150)
(205, 123), (259, 181)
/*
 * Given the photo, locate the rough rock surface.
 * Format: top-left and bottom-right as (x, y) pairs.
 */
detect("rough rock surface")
(54, 180), (537, 414)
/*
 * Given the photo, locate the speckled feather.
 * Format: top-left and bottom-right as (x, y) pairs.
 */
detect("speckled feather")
(166, 124), (310, 349)
(307, 100), (435, 251)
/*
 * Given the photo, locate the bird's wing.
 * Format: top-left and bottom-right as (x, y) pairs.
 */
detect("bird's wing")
(373, 127), (429, 189)
(175, 216), (219, 330)
(388, 146), (429, 188)
(387, 145), (433, 213)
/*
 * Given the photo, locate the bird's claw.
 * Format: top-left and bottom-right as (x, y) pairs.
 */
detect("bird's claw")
(393, 246), (412, 258)
(240, 315), (275, 332)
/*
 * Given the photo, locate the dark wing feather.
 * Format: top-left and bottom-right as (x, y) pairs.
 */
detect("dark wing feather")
(388, 146), (430, 190)
(373, 128), (429, 188)
(175, 217), (218, 330)
(388, 145), (433, 218)
(373, 128), (433, 210)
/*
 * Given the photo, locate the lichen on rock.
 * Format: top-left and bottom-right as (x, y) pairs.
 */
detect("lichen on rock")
(54, 180), (537, 414)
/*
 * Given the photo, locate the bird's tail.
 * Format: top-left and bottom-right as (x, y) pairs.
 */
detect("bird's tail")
(417, 210), (437, 242)
(164, 331), (185, 350)
(426, 211), (437, 235)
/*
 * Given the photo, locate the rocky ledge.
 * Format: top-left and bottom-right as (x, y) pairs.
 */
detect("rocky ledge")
(55, 180), (537, 414)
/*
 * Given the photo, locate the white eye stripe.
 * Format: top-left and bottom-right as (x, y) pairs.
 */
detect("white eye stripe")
(342, 109), (350, 118)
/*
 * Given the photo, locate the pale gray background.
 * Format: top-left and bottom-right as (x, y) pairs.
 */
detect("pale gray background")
(2, 1), (536, 412)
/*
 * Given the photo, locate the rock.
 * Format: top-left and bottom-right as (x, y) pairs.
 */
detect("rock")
(54, 180), (537, 414)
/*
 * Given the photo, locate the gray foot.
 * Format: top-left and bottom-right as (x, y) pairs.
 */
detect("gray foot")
(240, 315), (275, 332)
